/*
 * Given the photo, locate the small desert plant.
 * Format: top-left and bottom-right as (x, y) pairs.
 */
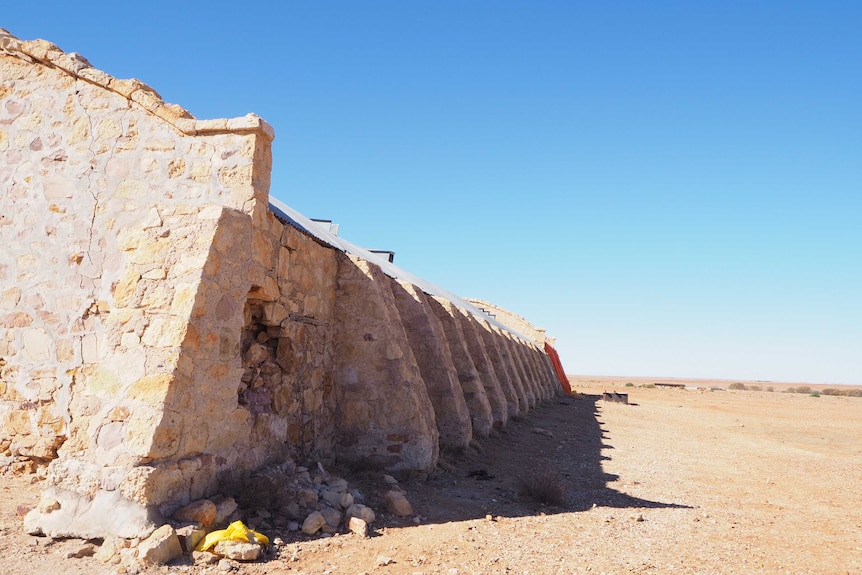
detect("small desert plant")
(518, 466), (568, 507)
(642, 384), (655, 389)
(810, 392), (820, 397)
(749, 385), (762, 391)
(728, 382), (748, 390)
(766, 386), (774, 392)
(625, 382), (634, 387)
(796, 386), (812, 394)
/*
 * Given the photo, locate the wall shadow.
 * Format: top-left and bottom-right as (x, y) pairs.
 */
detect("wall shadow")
(376, 393), (689, 527)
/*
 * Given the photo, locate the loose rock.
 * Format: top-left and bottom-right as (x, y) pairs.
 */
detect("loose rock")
(348, 516), (369, 537)
(384, 490), (414, 517)
(376, 555), (394, 566)
(65, 542), (96, 558)
(192, 550), (220, 565)
(346, 503), (376, 524)
(214, 540), (262, 561)
(214, 497), (239, 525)
(138, 524), (182, 565)
(173, 499), (217, 527)
(320, 506), (343, 528)
(302, 511), (326, 535)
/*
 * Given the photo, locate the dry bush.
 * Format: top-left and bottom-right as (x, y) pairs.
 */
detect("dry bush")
(518, 466), (568, 507)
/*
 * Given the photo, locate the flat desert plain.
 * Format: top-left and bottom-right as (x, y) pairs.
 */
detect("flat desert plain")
(1, 375), (860, 575)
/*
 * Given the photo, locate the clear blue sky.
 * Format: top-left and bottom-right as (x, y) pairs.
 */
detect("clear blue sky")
(5, 2), (860, 384)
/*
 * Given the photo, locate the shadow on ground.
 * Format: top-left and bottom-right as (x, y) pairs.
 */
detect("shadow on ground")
(372, 394), (690, 527)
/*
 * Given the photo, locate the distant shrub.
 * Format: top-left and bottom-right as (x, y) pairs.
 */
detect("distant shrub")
(810, 392), (820, 397)
(642, 384), (655, 389)
(766, 386), (774, 392)
(795, 386), (812, 394)
(749, 385), (762, 391)
(625, 382), (634, 387)
(785, 387), (796, 393)
(518, 466), (568, 507)
(820, 388), (862, 397)
(728, 382), (748, 390)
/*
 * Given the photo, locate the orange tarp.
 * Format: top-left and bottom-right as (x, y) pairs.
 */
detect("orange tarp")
(544, 342), (572, 395)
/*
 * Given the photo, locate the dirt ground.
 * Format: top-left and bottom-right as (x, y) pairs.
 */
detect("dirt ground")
(2, 375), (861, 575)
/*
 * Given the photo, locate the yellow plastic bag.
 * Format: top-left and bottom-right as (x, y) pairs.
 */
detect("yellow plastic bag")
(195, 520), (270, 552)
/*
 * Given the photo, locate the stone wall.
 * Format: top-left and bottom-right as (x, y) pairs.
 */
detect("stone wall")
(0, 30), (566, 539)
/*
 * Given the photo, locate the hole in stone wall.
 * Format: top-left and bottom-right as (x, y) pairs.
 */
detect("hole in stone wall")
(238, 299), (280, 416)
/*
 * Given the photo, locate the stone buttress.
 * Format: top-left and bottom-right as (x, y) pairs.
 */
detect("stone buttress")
(0, 30), (568, 540)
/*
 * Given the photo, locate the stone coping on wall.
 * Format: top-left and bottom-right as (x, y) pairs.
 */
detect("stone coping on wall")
(0, 28), (274, 141)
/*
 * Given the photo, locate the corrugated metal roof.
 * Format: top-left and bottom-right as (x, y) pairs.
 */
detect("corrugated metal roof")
(268, 197), (527, 340)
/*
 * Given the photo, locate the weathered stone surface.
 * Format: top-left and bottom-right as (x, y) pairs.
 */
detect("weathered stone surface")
(192, 550), (220, 565)
(327, 477), (349, 492)
(455, 308), (508, 429)
(94, 536), (127, 563)
(345, 503), (376, 524)
(65, 543), (96, 558)
(23, 487), (161, 539)
(384, 490), (414, 517)
(474, 320), (521, 417)
(213, 540), (261, 561)
(298, 488), (318, 508)
(173, 499), (217, 526)
(138, 524), (182, 565)
(493, 328), (530, 412)
(332, 255), (439, 471)
(320, 506), (342, 528)
(348, 516), (368, 537)
(214, 496), (239, 525)
(427, 296), (493, 437)
(390, 280), (472, 450)
(322, 489), (354, 509)
(301, 511), (326, 535)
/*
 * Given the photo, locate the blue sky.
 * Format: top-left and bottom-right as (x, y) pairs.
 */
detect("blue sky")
(5, 2), (861, 384)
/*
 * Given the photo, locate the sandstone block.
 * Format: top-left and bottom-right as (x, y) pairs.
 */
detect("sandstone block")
(23, 486), (161, 539)
(298, 488), (318, 508)
(338, 491), (355, 509)
(173, 499), (217, 527)
(138, 524), (182, 565)
(348, 516), (368, 537)
(384, 490), (414, 517)
(322, 489), (343, 508)
(214, 496), (239, 525)
(320, 506), (342, 528)
(213, 540), (261, 561)
(345, 503), (376, 524)
(301, 511), (326, 535)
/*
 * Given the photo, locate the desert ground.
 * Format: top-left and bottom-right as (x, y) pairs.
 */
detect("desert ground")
(1, 375), (860, 575)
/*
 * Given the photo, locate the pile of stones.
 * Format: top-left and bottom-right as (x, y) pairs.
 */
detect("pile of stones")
(76, 460), (416, 569)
